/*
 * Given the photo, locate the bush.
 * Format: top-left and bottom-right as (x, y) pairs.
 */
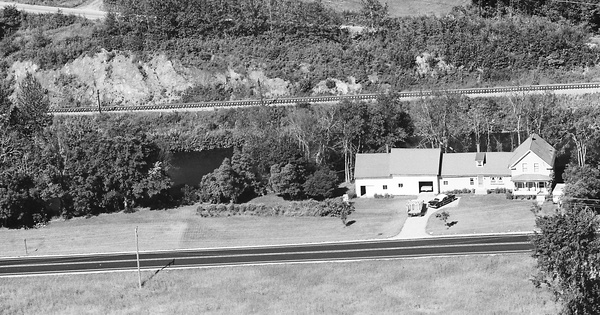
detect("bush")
(195, 198), (354, 218)
(487, 187), (508, 194)
(443, 188), (475, 195)
(180, 185), (199, 206)
(303, 167), (339, 200)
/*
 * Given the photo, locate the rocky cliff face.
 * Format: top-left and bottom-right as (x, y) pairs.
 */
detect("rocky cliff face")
(9, 50), (364, 108)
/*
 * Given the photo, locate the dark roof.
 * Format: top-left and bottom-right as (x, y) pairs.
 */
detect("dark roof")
(354, 148), (441, 179)
(475, 152), (486, 162)
(509, 134), (555, 167)
(441, 152), (513, 177)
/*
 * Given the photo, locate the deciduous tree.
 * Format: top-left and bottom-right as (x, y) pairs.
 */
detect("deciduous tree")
(531, 206), (600, 314)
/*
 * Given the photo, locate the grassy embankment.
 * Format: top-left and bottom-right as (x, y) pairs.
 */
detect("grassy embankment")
(426, 194), (557, 235)
(6, 0), (470, 16)
(326, 0), (469, 17)
(0, 254), (559, 314)
(0, 197), (409, 258)
(4, 0), (87, 7)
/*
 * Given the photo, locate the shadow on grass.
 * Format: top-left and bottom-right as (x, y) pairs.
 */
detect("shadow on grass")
(142, 259), (174, 287)
(445, 221), (458, 228)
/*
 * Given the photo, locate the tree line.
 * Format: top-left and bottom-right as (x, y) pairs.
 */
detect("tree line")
(0, 73), (172, 228)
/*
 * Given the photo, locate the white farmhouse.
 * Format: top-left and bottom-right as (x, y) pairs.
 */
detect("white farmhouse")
(354, 134), (555, 197)
(508, 134), (555, 197)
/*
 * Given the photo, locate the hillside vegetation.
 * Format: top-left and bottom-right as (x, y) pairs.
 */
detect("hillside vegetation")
(1, 1), (600, 107)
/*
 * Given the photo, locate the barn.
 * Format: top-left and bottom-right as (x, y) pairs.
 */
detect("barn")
(354, 148), (442, 197)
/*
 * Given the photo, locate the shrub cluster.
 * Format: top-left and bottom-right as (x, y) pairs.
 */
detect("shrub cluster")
(487, 187), (511, 194)
(443, 188), (475, 194)
(196, 198), (354, 218)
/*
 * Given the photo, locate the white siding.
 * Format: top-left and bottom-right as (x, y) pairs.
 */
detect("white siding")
(511, 151), (552, 178)
(355, 175), (440, 197)
(440, 176), (512, 192)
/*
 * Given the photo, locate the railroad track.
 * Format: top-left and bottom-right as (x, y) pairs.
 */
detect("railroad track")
(49, 82), (600, 114)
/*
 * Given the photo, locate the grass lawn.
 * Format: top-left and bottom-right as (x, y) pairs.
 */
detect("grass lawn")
(426, 194), (558, 235)
(0, 196), (409, 258)
(0, 254), (559, 314)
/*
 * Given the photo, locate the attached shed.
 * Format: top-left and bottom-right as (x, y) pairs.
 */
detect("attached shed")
(355, 148), (442, 197)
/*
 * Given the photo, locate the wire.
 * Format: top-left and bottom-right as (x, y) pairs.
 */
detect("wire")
(552, 0), (600, 6)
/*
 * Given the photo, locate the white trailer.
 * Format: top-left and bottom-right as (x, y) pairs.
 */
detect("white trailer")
(407, 199), (425, 216)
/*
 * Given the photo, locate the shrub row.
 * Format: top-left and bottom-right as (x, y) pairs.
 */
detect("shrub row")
(196, 198), (353, 218)
(443, 188), (475, 194)
(487, 188), (511, 194)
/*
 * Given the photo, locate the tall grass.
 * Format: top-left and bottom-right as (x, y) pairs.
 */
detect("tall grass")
(0, 254), (559, 314)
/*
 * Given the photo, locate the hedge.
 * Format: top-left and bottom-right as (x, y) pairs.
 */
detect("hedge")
(196, 198), (354, 217)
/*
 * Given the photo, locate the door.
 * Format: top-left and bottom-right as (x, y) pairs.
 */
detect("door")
(360, 186), (366, 196)
(477, 175), (484, 187)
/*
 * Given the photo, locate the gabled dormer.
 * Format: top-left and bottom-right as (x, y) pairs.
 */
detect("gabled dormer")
(475, 152), (485, 167)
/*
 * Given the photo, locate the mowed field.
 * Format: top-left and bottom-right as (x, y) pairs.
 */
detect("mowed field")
(0, 254), (559, 314)
(0, 197), (409, 258)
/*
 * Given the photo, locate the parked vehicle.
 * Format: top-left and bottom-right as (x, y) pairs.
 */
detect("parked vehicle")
(428, 194), (456, 209)
(407, 199), (425, 216)
(552, 183), (565, 205)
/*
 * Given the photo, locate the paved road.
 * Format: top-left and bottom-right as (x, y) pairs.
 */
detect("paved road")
(0, 1), (106, 19)
(0, 234), (533, 277)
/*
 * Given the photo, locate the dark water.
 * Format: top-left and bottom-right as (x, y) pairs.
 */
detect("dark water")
(168, 148), (233, 188)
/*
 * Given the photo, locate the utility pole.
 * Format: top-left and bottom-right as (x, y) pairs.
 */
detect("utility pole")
(24, 239), (28, 255)
(96, 89), (102, 114)
(135, 226), (142, 289)
(257, 79), (265, 106)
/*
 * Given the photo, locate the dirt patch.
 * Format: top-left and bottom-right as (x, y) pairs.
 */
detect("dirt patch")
(75, 0), (103, 10)
(9, 50), (294, 107)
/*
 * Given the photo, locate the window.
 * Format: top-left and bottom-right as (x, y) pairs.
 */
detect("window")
(383, 185), (387, 190)
(522, 163), (528, 172)
(539, 182), (545, 188)
(476, 161), (483, 167)
(398, 183), (403, 188)
(469, 178), (474, 185)
(534, 163), (539, 173)
(443, 181), (448, 185)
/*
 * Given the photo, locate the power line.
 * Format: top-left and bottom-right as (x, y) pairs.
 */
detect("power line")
(552, 0), (600, 6)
